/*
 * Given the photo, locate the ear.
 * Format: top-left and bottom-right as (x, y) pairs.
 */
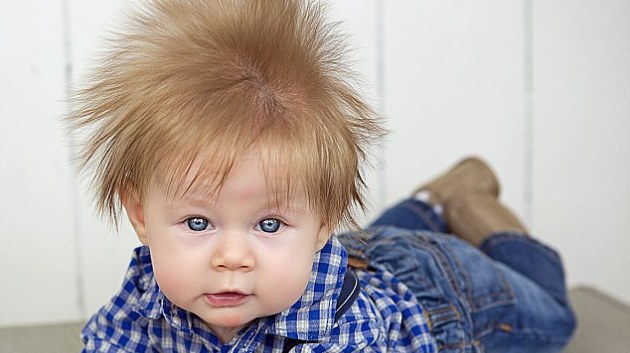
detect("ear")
(121, 191), (149, 245)
(315, 224), (332, 251)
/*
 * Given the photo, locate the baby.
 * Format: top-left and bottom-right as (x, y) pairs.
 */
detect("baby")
(69, 1), (576, 352)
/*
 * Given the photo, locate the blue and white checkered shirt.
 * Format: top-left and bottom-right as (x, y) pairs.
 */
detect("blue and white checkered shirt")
(82, 237), (436, 352)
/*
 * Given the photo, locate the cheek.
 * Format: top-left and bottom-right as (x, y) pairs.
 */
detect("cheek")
(151, 252), (186, 295)
(148, 236), (199, 302)
(259, 244), (316, 306)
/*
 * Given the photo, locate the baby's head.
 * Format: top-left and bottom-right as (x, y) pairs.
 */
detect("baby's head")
(69, 0), (382, 341)
(72, 0), (381, 232)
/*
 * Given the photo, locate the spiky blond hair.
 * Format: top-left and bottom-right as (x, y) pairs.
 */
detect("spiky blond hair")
(68, 0), (383, 230)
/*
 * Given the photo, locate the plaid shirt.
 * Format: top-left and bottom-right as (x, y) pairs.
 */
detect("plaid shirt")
(82, 237), (436, 352)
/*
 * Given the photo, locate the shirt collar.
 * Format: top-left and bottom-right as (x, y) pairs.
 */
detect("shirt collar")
(130, 236), (348, 342)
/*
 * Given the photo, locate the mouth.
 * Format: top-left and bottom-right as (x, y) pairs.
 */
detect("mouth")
(204, 291), (249, 307)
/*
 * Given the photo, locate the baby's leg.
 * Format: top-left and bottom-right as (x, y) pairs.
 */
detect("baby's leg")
(364, 158), (575, 351)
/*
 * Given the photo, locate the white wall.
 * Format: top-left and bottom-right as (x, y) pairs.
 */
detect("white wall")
(532, 0), (630, 304)
(0, 1), (81, 326)
(1, 0), (628, 327)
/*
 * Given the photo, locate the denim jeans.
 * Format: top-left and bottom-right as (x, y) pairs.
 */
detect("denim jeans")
(341, 198), (576, 353)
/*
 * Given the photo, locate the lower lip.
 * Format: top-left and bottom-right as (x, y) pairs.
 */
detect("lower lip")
(205, 292), (249, 307)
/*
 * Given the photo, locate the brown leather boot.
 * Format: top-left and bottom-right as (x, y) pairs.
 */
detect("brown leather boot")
(444, 193), (528, 247)
(414, 157), (500, 206)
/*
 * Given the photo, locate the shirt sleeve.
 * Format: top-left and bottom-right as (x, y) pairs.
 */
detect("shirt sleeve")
(81, 308), (152, 353)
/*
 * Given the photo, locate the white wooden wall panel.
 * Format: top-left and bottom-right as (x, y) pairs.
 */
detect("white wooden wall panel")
(532, 0), (630, 303)
(0, 1), (80, 325)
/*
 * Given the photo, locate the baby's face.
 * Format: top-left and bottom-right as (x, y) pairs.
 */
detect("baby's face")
(128, 154), (330, 343)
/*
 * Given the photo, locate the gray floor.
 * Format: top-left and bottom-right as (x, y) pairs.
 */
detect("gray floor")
(0, 322), (83, 353)
(564, 287), (630, 353)
(1, 287), (628, 352)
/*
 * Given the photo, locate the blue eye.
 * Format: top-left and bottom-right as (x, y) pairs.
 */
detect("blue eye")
(186, 217), (209, 231)
(258, 219), (281, 233)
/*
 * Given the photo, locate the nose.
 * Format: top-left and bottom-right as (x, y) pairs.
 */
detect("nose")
(211, 231), (255, 271)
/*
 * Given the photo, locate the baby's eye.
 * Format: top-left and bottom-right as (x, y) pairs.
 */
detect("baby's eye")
(257, 218), (282, 233)
(186, 217), (209, 231)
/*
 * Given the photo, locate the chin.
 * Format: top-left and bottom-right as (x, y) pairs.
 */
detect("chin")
(204, 311), (256, 329)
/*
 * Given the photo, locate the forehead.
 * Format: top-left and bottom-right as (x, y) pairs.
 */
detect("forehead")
(157, 149), (304, 207)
